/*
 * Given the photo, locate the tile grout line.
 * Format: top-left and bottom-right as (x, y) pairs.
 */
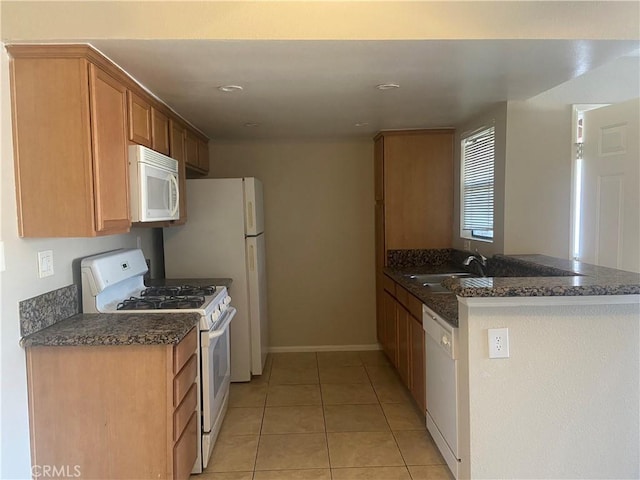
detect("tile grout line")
(228, 352), (434, 479)
(362, 356), (415, 476)
(251, 354), (272, 478)
(316, 353), (337, 480)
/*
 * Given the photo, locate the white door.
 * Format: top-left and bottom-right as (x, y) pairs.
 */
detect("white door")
(580, 98), (640, 272)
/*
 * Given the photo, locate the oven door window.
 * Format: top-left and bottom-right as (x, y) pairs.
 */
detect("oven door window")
(201, 322), (231, 433)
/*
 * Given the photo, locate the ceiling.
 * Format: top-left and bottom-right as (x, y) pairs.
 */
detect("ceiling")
(89, 39), (640, 140)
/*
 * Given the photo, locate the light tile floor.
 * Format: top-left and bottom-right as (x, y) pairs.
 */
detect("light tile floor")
(196, 351), (453, 480)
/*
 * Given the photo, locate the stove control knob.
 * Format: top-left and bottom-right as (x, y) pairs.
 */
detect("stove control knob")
(224, 295), (232, 305)
(211, 310), (221, 322)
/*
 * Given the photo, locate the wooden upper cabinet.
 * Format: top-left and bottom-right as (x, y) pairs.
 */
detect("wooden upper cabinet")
(89, 64), (131, 234)
(8, 44), (210, 236)
(184, 127), (210, 175)
(8, 45), (131, 237)
(151, 107), (170, 155)
(169, 119), (188, 224)
(197, 138), (209, 174)
(185, 129), (199, 171)
(127, 90), (152, 148)
(374, 136), (384, 202)
(377, 130), (454, 251)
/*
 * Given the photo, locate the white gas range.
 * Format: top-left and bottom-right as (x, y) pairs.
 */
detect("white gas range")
(81, 248), (236, 473)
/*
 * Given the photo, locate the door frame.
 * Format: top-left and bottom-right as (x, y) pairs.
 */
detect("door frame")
(569, 104), (609, 261)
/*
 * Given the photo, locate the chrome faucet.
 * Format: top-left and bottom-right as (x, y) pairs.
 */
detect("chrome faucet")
(463, 249), (488, 276)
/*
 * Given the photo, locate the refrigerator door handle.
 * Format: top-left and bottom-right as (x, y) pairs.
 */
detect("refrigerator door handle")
(247, 201), (254, 229)
(249, 245), (255, 271)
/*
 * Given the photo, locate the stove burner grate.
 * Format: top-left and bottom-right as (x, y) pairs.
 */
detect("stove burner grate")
(159, 295), (206, 309)
(116, 294), (206, 310)
(141, 285), (216, 297)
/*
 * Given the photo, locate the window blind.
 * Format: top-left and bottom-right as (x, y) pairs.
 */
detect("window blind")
(461, 126), (495, 238)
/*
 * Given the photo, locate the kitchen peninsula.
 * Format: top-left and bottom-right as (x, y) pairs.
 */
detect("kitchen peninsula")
(383, 249), (639, 479)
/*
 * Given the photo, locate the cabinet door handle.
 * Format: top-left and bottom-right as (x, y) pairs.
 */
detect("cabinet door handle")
(249, 245), (255, 271)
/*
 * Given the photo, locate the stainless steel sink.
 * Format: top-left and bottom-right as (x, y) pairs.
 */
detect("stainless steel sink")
(422, 283), (453, 294)
(406, 272), (474, 283)
(402, 272), (476, 294)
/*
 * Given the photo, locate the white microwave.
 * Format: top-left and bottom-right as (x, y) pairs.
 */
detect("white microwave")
(129, 145), (180, 222)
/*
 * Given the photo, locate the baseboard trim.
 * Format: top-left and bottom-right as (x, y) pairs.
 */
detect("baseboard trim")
(268, 344), (382, 353)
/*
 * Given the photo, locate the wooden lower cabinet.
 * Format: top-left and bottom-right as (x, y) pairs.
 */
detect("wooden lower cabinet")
(409, 315), (426, 412)
(396, 305), (411, 386)
(25, 328), (198, 479)
(381, 274), (426, 414)
(382, 289), (398, 367)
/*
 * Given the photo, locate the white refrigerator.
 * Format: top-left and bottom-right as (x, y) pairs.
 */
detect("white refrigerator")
(163, 177), (268, 382)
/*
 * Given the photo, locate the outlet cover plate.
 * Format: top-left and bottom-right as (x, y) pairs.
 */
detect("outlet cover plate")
(488, 327), (510, 358)
(37, 250), (54, 278)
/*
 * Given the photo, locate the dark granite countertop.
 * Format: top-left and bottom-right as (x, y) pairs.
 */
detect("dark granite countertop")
(384, 264), (463, 327)
(21, 312), (200, 347)
(384, 251), (640, 327)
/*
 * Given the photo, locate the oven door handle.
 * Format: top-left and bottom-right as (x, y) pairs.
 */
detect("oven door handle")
(208, 307), (237, 340)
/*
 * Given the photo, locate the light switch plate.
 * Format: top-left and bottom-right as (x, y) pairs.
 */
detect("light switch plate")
(38, 250), (54, 278)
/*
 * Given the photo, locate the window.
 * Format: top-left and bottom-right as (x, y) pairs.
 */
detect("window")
(461, 125), (495, 241)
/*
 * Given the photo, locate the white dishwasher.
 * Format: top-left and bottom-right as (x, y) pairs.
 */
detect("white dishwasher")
(423, 304), (460, 479)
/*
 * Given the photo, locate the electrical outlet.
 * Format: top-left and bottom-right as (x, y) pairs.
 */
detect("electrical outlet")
(37, 250), (54, 278)
(488, 328), (509, 358)
(463, 240), (471, 250)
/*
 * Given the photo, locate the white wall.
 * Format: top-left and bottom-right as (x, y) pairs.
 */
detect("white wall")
(0, 47), (160, 478)
(209, 140), (376, 350)
(457, 298), (639, 479)
(503, 100), (573, 258)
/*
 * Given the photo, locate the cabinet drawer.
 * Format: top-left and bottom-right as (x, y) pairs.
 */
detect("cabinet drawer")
(174, 411), (198, 480)
(407, 293), (423, 320)
(174, 382), (197, 442)
(174, 354), (197, 407)
(383, 275), (396, 294)
(174, 328), (197, 373)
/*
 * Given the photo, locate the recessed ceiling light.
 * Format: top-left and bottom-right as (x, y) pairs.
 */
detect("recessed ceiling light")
(244, 122), (260, 127)
(376, 83), (400, 90)
(218, 85), (244, 93)
(355, 122), (369, 127)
